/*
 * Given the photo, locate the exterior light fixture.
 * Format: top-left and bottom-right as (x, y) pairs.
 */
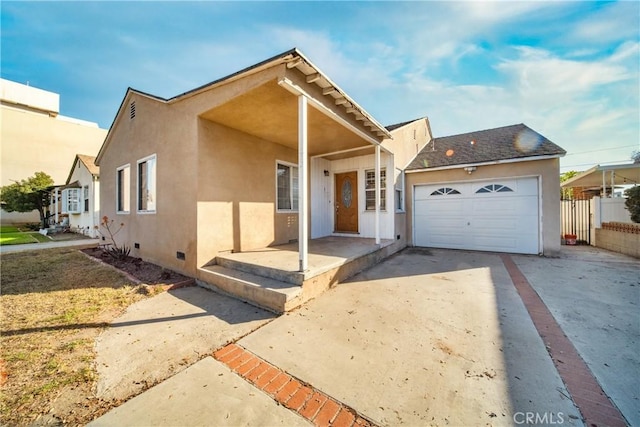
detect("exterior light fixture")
(464, 166), (477, 174)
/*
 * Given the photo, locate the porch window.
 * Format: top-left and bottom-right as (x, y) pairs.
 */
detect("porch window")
(276, 162), (298, 211)
(365, 168), (386, 211)
(116, 164), (130, 214)
(83, 185), (89, 212)
(137, 154), (156, 213)
(62, 188), (81, 214)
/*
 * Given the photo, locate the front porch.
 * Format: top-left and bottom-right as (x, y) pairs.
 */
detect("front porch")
(197, 236), (402, 313)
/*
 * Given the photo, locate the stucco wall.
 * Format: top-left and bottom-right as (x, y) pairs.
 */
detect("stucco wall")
(98, 93), (199, 276)
(405, 158), (562, 255)
(196, 119), (299, 267)
(1, 105), (106, 224)
(383, 119), (432, 169)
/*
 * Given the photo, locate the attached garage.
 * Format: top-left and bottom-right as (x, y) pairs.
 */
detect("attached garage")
(414, 177), (540, 254)
(404, 123), (566, 256)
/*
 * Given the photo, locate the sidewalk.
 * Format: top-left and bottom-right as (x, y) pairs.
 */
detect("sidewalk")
(0, 238), (100, 254)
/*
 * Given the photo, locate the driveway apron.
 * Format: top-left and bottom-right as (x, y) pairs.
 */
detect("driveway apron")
(239, 249), (583, 426)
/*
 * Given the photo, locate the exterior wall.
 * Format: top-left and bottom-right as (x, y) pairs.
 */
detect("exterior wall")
(1, 82), (106, 224)
(317, 152), (395, 239)
(196, 120), (299, 267)
(405, 158), (562, 255)
(383, 119), (432, 169)
(98, 93), (198, 276)
(67, 162), (100, 237)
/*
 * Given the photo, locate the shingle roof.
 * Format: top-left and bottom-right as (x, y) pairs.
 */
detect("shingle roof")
(386, 118), (424, 132)
(406, 123), (565, 170)
(77, 154), (99, 176)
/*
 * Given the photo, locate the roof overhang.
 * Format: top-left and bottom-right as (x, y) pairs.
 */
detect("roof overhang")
(561, 163), (640, 188)
(406, 154), (563, 174)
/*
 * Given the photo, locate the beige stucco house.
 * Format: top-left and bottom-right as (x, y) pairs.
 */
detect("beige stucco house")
(96, 49), (430, 282)
(0, 79), (107, 224)
(96, 49), (564, 311)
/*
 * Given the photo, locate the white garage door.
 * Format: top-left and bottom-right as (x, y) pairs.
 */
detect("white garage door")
(414, 177), (540, 254)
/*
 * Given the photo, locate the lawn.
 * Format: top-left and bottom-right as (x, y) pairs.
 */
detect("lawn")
(0, 248), (151, 425)
(0, 226), (50, 245)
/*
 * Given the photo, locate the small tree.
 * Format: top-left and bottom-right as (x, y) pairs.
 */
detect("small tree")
(560, 170), (579, 199)
(0, 172), (54, 228)
(624, 186), (640, 223)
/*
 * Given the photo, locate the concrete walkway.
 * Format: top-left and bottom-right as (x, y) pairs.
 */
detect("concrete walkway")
(90, 246), (638, 426)
(0, 237), (99, 254)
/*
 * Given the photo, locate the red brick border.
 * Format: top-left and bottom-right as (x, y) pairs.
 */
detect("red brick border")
(213, 344), (374, 427)
(500, 254), (628, 427)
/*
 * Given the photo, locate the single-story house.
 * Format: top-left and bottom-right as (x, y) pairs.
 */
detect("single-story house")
(62, 154), (100, 237)
(405, 124), (566, 255)
(95, 48), (565, 311)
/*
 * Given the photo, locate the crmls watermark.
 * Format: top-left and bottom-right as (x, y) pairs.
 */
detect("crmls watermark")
(513, 412), (565, 425)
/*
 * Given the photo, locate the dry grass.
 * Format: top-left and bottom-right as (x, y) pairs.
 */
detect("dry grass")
(0, 248), (150, 425)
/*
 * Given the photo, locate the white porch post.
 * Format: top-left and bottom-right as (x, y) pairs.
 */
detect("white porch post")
(298, 95), (309, 272)
(374, 144), (381, 245)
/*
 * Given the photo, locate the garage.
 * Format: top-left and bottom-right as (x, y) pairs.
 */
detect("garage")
(414, 177), (540, 254)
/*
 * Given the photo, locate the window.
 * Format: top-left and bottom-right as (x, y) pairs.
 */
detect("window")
(137, 155), (156, 212)
(62, 188), (81, 214)
(116, 164), (130, 213)
(365, 168), (386, 211)
(476, 184), (513, 194)
(276, 162), (298, 211)
(395, 169), (405, 212)
(430, 187), (461, 196)
(83, 185), (89, 212)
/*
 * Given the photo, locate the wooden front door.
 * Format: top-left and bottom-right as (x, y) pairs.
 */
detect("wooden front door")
(335, 171), (358, 233)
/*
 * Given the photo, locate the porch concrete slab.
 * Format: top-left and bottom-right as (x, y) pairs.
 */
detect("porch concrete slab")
(89, 357), (310, 427)
(239, 248), (582, 426)
(216, 236), (395, 278)
(95, 286), (275, 401)
(512, 246), (640, 426)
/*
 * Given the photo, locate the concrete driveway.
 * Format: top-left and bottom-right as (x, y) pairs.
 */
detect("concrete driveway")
(92, 246), (638, 426)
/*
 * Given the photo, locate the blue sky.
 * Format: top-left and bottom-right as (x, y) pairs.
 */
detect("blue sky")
(2, 1), (638, 172)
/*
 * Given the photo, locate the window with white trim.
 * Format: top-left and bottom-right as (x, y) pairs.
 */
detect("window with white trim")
(395, 168), (404, 212)
(365, 168), (386, 211)
(276, 162), (298, 211)
(62, 188), (81, 214)
(116, 164), (130, 213)
(137, 155), (156, 213)
(83, 185), (89, 212)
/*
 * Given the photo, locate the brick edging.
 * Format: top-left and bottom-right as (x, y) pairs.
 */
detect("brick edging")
(500, 254), (628, 427)
(213, 344), (374, 427)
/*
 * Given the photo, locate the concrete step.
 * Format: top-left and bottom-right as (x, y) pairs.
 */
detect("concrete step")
(197, 265), (303, 314)
(215, 256), (304, 285)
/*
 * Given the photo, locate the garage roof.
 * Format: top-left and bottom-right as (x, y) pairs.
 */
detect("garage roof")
(406, 123), (565, 171)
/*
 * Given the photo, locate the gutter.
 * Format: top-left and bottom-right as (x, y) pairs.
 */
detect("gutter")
(405, 154), (564, 174)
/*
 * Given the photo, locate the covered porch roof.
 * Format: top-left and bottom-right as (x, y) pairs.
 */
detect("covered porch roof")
(562, 163), (640, 189)
(198, 48), (391, 158)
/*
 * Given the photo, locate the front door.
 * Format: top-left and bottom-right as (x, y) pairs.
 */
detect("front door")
(335, 171), (358, 233)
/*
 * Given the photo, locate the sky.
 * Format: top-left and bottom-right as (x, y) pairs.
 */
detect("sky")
(1, 1), (639, 173)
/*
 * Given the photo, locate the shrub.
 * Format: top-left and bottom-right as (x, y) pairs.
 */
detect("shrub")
(624, 186), (640, 223)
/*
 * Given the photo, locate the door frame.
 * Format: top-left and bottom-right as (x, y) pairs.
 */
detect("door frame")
(334, 170), (359, 233)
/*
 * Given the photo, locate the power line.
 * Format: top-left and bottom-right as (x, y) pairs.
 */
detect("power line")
(563, 145), (638, 156)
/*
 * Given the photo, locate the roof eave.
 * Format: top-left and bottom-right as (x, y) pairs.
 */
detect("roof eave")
(406, 154), (564, 174)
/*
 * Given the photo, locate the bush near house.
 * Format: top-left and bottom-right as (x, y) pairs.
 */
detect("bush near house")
(625, 186), (640, 223)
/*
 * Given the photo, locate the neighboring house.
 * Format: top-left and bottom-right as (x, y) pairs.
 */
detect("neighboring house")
(58, 154), (100, 237)
(405, 123), (566, 255)
(96, 48), (431, 279)
(0, 79), (106, 224)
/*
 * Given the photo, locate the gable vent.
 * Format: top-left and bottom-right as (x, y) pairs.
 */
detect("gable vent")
(130, 101), (136, 120)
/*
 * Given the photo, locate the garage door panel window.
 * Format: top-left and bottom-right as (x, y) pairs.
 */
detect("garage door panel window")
(430, 187), (461, 196)
(476, 184), (513, 194)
